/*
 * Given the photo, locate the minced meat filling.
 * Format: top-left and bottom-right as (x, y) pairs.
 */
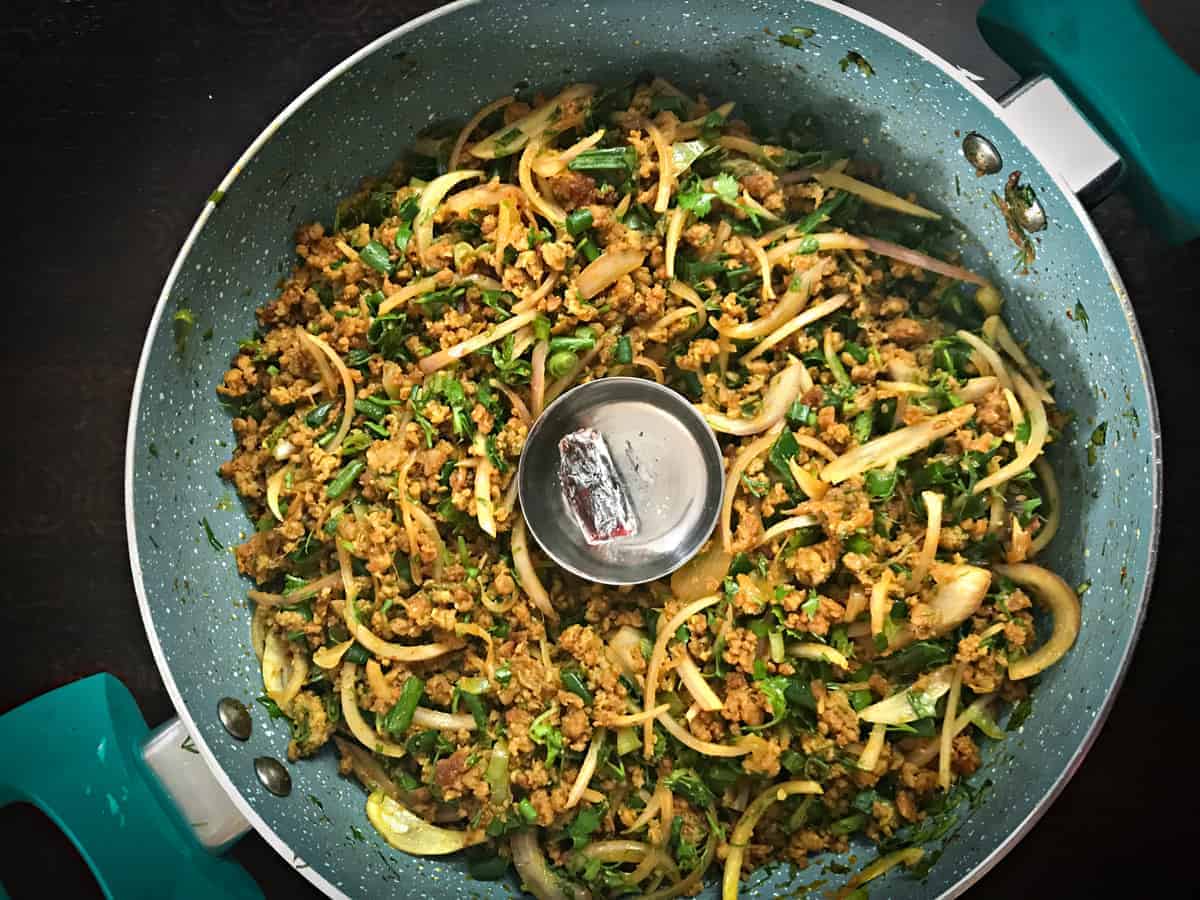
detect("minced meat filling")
(222, 78), (1076, 898)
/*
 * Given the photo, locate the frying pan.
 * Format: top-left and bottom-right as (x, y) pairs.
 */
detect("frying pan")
(2, 0), (1193, 896)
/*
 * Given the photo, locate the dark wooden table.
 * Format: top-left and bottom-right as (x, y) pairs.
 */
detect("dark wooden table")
(1, 0), (1196, 896)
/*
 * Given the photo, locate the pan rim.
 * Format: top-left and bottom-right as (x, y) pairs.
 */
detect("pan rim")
(123, 0), (1163, 896)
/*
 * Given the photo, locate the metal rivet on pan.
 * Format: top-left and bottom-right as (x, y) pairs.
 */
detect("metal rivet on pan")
(254, 756), (292, 797)
(961, 132), (1002, 175)
(218, 697), (252, 741)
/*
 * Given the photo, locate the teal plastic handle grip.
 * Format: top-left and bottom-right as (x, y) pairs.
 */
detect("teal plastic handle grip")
(0, 675), (261, 899)
(979, 0), (1200, 243)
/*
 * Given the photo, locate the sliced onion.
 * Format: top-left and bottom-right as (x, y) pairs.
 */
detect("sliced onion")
(519, 140), (567, 226)
(297, 330), (337, 395)
(532, 128), (606, 177)
(475, 458), (496, 537)
(765, 232), (987, 285)
(740, 293), (849, 364)
(334, 735), (405, 800)
(643, 829), (716, 900)
(262, 628), (307, 710)
(265, 466), (288, 522)
(511, 831), (570, 900)
(449, 95), (514, 171)
(513, 515), (557, 621)
(813, 170), (941, 220)
(583, 839), (653, 865)
(720, 422), (784, 553)
(364, 658), (389, 699)
(633, 356), (665, 383)
(723, 781), (823, 900)
(644, 594), (722, 756)
(338, 542), (460, 662)
(955, 329), (1014, 393)
(656, 710), (753, 758)
(419, 310), (537, 374)
(664, 207), (687, 279)
(671, 543), (732, 603)
(938, 663), (965, 791)
(396, 449), (423, 583)
(859, 665), (956, 725)
(908, 491), (945, 591)
(577, 249), (645, 300)
(756, 514), (820, 548)
(442, 185), (526, 219)
(676, 653), (723, 711)
(297, 330), (356, 452)
(489, 378), (532, 426)
(624, 786), (665, 835)
(673, 100), (734, 140)
(246, 573), (345, 609)
(526, 340), (549, 420)
(630, 847), (680, 885)
(485, 738), (511, 809)
(719, 267), (817, 340)
(643, 121), (674, 213)
(706, 357), (804, 435)
(340, 663), (407, 757)
(565, 729), (606, 810)
(995, 563), (1081, 679)
(983, 316), (1054, 404)
(655, 280), (708, 337)
(455, 622), (496, 681)
(1029, 457), (1060, 556)
(794, 435), (839, 463)
(250, 603), (269, 660)
(378, 275), (445, 316)
(787, 458), (829, 500)
(842, 848), (925, 894)
(858, 722), (887, 772)
(313, 638), (355, 670)
(405, 504), (448, 581)
(512, 272), (561, 314)
(888, 565), (992, 650)
(416, 169), (484, 262)
(412, 707), (478, 731)
(874, 380), (932, 396)
(958, 375), (1000, 403)
(972, 371), (1046, 494)
(746, 236), (775, 301)
(739, 189), (781, 225)
(821, 404), (975, 484)
(869, 569), (894, 637)
(787, 642), (849, 669)
(471, 84), (596, 159)
(333, 238), (360, 263)
(907, 695), (999, 767)
(605, 704), (669, 727)
(366, 790), (481, 855)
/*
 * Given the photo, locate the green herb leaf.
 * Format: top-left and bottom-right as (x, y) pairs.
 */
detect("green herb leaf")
(838, 50), (875, 76)
(382, 677), (425, 736)
(662, 768), (716, 808)
(565, 207), (594, 237)
(359, 240), (394, 275)
(566, 803), (605, 849)
(256, 695), (286, 719)
(201, 517), (224, 552)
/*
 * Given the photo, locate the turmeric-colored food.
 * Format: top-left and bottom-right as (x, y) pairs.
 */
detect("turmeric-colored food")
(219, 77), (1077, 898)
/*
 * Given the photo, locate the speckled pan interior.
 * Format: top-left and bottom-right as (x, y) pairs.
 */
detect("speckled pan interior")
(126, 1), (1160, 897)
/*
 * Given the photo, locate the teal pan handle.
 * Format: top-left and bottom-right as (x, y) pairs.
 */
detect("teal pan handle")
(0, 675), (261, 900)
(979, 0), (1200, 243)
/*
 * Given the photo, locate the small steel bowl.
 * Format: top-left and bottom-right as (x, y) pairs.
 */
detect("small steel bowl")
(518, 377), (723, 585)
